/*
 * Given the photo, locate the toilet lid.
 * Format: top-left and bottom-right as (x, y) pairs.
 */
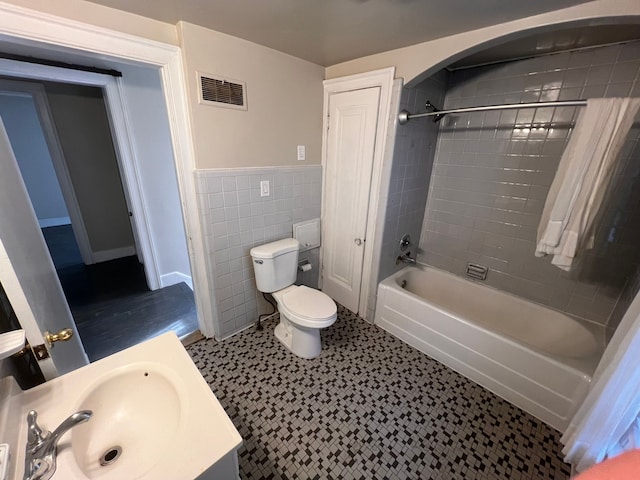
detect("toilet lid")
(281, 286), (337, 322)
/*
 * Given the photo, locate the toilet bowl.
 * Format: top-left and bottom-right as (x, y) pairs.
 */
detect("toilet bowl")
(250, 238), (337, 359)
(272, 285), (337, 358)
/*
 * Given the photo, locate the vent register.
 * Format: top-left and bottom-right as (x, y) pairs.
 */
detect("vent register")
(197, 72), (247, 110)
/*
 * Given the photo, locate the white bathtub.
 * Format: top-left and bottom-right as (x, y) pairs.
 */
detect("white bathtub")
(374, 265), (604, 432)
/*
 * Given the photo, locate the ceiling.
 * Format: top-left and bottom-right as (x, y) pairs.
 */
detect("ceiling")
(83, 0), (595, 66)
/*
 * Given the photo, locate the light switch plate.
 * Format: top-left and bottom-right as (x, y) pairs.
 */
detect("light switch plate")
(297, 145), (306, 161)
(260, 180), (270, 197)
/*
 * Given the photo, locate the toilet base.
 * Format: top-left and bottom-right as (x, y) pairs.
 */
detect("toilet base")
(274, 317), (322, 359)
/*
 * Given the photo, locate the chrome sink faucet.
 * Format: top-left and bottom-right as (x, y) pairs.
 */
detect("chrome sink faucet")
(24, 409), (92, 480)
(396, 251), (417, 265)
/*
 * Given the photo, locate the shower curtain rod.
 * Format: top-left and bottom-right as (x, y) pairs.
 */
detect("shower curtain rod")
(398, 99), (587, 125)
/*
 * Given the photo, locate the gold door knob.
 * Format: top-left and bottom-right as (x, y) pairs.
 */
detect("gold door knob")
(44, 328), (74, 347)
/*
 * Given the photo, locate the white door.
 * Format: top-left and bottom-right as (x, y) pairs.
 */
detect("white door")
(0, 117), (88, 379)
(322, 87), (380, 312)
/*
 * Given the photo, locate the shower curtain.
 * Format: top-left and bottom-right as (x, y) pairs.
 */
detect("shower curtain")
(535, 97), (640, 270)
(562, 289), (640, 471)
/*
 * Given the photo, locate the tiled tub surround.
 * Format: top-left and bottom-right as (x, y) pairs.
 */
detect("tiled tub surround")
(195, 166), (322, 338)
(419, 40), (640, 332)
(378, 70), (449, 283)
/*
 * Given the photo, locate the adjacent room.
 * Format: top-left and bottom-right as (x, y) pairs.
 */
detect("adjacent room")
(0, 77), (198, 361)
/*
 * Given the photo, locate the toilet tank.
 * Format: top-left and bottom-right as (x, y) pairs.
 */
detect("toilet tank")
(250, 238), (300, 293)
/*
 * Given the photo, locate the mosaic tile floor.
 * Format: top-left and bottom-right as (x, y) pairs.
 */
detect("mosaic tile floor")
(187, 306), (571, 479)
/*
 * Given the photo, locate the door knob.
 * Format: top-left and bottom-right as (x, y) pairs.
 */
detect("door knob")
(44, 328), (74, 347)
(354, 238), (363, 246)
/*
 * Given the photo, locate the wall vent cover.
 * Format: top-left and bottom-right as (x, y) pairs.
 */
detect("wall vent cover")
(197, 72), (247, 110)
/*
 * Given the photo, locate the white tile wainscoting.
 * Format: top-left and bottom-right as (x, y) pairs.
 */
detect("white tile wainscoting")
(195, 166), (322, 338)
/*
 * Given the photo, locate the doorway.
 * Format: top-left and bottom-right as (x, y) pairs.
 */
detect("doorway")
(0, 4), (211, 377)
(321, 68), (396, 319)
(0, 71), (198, 362)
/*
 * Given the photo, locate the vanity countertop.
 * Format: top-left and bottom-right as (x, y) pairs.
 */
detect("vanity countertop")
(2, 333), (242, 480)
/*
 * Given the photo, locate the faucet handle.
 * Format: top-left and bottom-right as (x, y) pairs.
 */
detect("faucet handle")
(26, 410), (49, 447)
(399, 234), (411, 252)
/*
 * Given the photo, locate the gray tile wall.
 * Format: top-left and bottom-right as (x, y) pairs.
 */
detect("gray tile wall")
(419, 40), (640, 328)
(195, 166), (323, 338)
(377, 70), (449, 283)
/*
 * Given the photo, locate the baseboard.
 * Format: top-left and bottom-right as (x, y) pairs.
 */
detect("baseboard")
(160, 272), (193, 290)
(38, 217), (71, 228)
(92, 246), (136, 263)
(180, 330), (205, 346)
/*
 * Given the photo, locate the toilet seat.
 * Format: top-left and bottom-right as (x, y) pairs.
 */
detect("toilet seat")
(279, 286), (337, 328)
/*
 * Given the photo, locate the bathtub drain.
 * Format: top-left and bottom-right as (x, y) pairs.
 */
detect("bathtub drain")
(100, 446), (122, 466)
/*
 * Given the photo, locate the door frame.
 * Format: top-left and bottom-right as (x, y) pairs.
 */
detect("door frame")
(0, 79), (95, 266)
(321, 67), (395, 319)
(0, 3), (215, 336)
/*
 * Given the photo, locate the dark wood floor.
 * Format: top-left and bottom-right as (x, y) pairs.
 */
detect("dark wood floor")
(42, 225), (198, 361)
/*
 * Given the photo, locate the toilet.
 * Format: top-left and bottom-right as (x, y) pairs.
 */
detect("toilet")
(250, 238), (337, 359)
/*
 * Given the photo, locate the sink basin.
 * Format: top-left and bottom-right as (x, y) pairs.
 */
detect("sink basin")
(3, 333), (242, 480)
(72, 363), (184, 479)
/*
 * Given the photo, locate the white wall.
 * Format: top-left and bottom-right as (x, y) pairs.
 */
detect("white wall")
(118, 64), (192, 287)
(178, 22), (325, 169)
(325, 0), (640, 84)
(0, 94), (69, 226)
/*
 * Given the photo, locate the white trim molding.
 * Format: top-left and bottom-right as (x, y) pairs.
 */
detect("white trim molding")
(161, 271), (193, 290)
(321, 67), (396, 320)
(0, 1), (216, 337)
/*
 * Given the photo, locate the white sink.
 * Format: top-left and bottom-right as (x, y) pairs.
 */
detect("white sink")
(3, 333), (242, 480)
(72, 363), (184, 479)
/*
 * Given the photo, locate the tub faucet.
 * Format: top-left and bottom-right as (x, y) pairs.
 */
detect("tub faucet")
(24, 409), (92, 480)
(396, 251), (417, 266)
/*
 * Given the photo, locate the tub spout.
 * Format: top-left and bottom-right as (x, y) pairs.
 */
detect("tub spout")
(396, 252), (417, 266)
